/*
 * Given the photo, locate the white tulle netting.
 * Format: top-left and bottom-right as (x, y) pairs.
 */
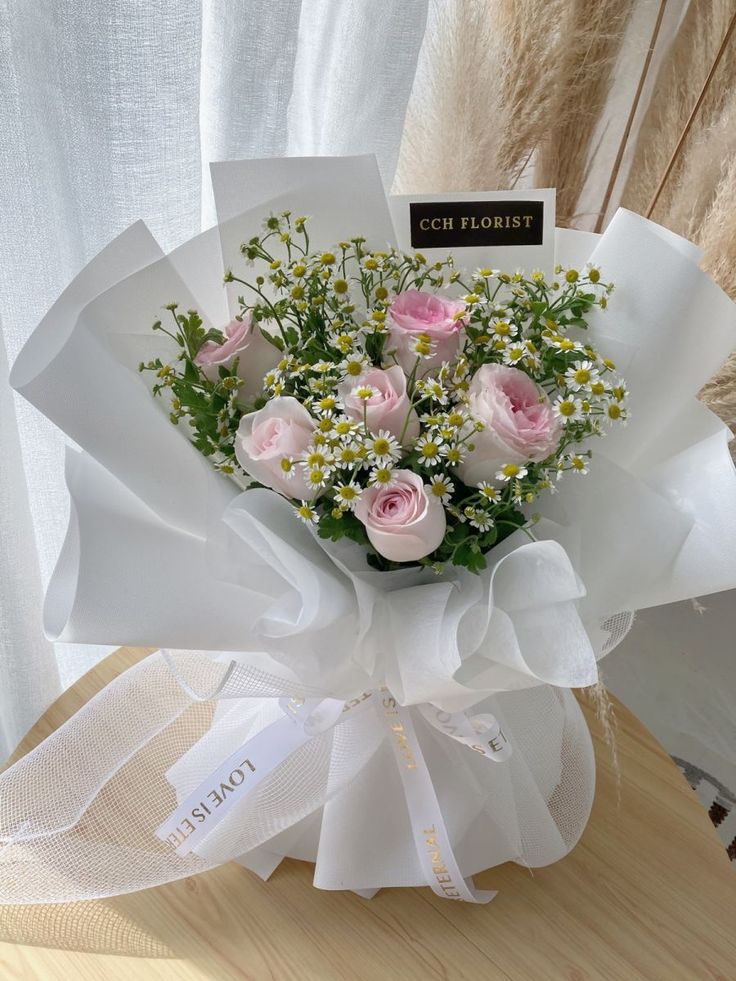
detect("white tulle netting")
(0, 650), (593, 903)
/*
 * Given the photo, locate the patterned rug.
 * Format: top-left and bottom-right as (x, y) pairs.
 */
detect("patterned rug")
(673, 757), (736, 863)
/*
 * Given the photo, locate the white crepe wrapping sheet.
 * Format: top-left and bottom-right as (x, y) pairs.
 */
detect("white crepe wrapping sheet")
(2, 156), (736, 903)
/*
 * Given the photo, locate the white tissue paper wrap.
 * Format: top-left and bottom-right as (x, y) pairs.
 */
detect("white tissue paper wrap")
(2, 156), (736, 905)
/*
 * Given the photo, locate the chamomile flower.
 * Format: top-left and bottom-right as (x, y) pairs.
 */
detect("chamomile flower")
(279, 456), (297, 479)
(341, 355), (371, 379)
(492, 319), (516, 339)
(502, 344), (527, 366)
(366, 430), (401, 463)
(429, 474), (454, 503)
(545, 334), (583, 353)
(351, 383), (378, 401)
(416, 435), (443, 467)
(441, 442), (466, 466)
(568, 455), (589, 475)
(333, 417), (360, 440)
(496, 463), (528, 482)
(334, 481), (362, 510)
(305, 467), (331, 489)
(604, 401), (627, 423)
(477, 481), (500, 502)
(369, 465), (396, 486)
(312, 360), (335, 374)
(412, 333), (434, 359)
(468, 510), (494, 533)
(301, 447), (333, 472)
(315, 394), (343, 415)
(565, 360), (600, 391)
(294, 502), (318, 525)
(415, 377), (448, 404)
(334, 441), (363, 467)
(553, 396), (583, 422)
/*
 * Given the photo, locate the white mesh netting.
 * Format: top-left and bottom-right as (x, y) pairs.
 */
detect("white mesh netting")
(0, 650), (595, 903)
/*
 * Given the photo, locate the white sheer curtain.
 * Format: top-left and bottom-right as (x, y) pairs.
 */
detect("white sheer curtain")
(0, 0), (428, 760)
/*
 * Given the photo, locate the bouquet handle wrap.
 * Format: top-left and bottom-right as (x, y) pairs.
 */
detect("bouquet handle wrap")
(0, 648), (593, 903)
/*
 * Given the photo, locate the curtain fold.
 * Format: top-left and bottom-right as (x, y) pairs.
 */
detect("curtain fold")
(0, 0), (429, 759)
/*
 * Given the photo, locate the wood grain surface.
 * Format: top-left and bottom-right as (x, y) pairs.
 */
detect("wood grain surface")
(1, 646), (734, 980)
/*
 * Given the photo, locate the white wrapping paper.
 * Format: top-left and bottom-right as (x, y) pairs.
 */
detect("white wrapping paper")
(2, 156), (736, 903)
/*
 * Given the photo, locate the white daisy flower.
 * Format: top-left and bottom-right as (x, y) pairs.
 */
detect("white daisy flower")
(340, 355), (371, 380)
(545, 334), (584, 353)
(366, 430), (401, 464)
(477, 481), (500, 502)
(429, 474), (454, 503)
(279, 456), (297, 480)
(305, 466), (330, 489)
(314, 394), (343, 415)
(351, 383), (379, 401)
(294, 502), (318, 525)
(334, 441), (363, 467)
(412, 333), (434, 359)
(416, 377), (448, 404)
(568, 455), (589, 475)
(333, 416), (360, 440)
(334, 481), (362, 510)
(502, 344), (527, 366)
(415, 435), (444, 467)
(469, 510), (494, 533)
(565, 360), (600, 391)
(440, 442), (466, 466)
(604, 401), (627, 424)
(491, 319), (517, 339)
(301, 447), (334, 473)
(553, 396), (583, 422)
(369, 465), (396, 486)
(495, 463), (528, 482)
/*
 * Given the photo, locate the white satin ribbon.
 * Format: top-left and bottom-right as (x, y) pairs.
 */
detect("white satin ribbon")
(156, 696), (344, 856)
(418, 703), (512, 762)
(377, 692), (497, 904)
(157, 688), (509, 902)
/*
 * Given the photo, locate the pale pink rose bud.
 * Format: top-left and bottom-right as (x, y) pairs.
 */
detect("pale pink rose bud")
(194, 313), (279, 400)
(387, 290), (466, 373)
(338, 366), (419, 444)
(355, 469), (446, 562)
(457, 363), (561, 487)
(235, 396), (318, 499)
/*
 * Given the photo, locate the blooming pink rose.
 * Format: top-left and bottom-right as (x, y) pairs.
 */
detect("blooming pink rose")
(355, 469), (446, 562)
(337, 366), (419, 444)
(457, 364), (561, 486)
(387, 290), (466, 372)
(195, 314), (279, 400)
(235, 396), (318, 499)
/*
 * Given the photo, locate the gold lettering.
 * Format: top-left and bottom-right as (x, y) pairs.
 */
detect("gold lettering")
(523, 215), (533, 228)
(419, 218), (430, 230)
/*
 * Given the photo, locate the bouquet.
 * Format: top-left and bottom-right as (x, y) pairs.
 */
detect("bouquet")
(141, 213), (624, 573)
(2, 156), (736, 906)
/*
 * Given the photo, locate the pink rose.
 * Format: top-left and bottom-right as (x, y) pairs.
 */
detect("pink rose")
(387, 290), (466, 372)
(457, 364), (561, 486)
(355, 469), (446, 562)
(195, 314), (279, 400)
(338, 366), (419, 444)
(235, 396), (318, 499)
